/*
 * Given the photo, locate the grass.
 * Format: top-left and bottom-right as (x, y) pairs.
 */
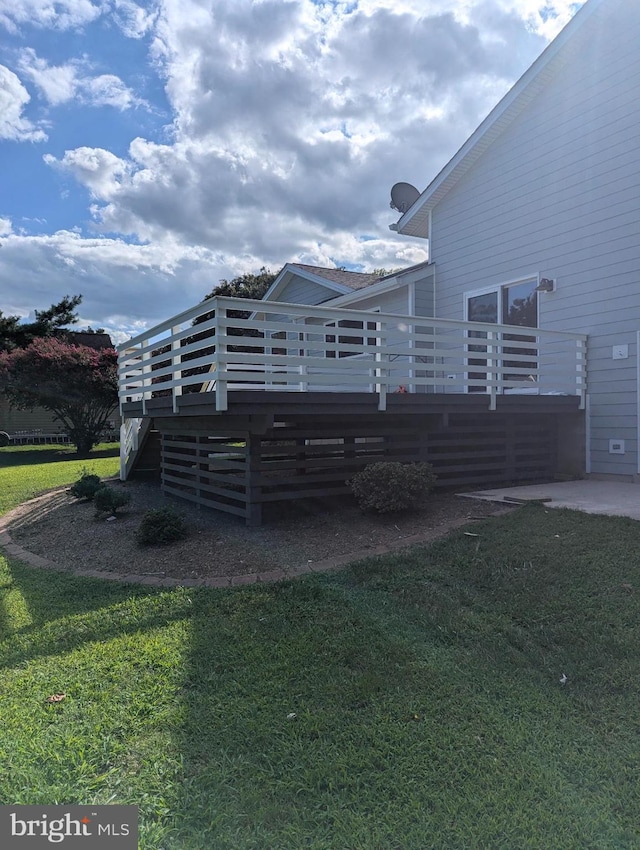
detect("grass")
(1, 445), (639, 847)
(0, 443), (120, 514)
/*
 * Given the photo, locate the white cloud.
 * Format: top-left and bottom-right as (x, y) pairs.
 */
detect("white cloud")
(0, 0), (103, 32)
(1, 0), (586, 335)
(0, 217), (13, 235)
(51, 0), (554, 260)
(18, 48), (146, 110)
(0, 65), (47, 141)
(113, 0), (158, 38)
(17, 50), (77, 106)
(44, 147), (130, 199)
(0, 229), (230, 335)
(82, 73), (143, 109)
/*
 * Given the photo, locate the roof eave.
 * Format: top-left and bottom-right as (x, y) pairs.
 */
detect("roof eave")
(262, 263), (351, 303)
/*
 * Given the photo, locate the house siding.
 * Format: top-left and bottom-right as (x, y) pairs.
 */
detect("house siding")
(276, 277), (339, 306)
(344, 285), (410, 316)
(414, 273), (435, 318)
(0, 398), (62, 434)
(0, 397), (121, 437)
(430, 0), (640, 477)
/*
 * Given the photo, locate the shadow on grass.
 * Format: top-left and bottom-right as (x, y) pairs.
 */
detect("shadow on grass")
(0, 445), (119, 468)
(0, 559), (191, 670)
(166, 578), (436, 848)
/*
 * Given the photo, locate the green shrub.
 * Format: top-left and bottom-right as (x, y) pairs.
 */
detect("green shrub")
(136, 507), (188, 546)
(69, 471), (103, 501)
(93, 485), (131, 516)
(349, 461), (436, 514)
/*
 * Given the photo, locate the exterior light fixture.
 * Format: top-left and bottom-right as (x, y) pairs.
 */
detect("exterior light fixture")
(536, 278), (556, 292)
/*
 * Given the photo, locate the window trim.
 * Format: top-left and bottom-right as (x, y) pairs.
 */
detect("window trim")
(463, 276), (540, 393)
(324, 307), (382, 359)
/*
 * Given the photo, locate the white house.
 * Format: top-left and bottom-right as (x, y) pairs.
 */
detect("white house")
(258, 0), (638, 483)
(120, 0), (640, 521)
(389, 0), (640, 482)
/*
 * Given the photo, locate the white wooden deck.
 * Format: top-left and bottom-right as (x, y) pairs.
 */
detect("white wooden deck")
(117, 295), (587, 478)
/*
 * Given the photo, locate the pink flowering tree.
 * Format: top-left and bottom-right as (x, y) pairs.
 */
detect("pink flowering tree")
(0, 337), (118, 456)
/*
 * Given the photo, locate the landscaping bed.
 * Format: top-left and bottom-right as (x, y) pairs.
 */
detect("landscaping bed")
(7, 479), (512, 580)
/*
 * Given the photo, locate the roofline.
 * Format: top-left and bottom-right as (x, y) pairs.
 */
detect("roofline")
(395, 0), (608, 238)
(378, 259), (432, 281)
(262, 263), (352, 303)
(322, 261), (434, 307)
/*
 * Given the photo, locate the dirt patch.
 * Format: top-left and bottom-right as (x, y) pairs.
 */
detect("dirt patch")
(7, 480), (513, 581)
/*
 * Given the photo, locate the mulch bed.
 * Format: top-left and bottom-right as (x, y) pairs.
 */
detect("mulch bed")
(7, 480), (513, 581)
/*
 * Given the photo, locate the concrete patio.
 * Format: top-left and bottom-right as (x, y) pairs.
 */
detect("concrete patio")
(463, 480), (640, 521)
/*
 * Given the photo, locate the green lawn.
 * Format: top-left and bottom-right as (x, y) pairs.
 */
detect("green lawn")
(1, 446), (639, 848)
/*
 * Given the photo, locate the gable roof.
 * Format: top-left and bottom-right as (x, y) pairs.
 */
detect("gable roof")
(289, 263), (384, 291)
(394, 0), (611, 239)
(262, 262), (386, 303)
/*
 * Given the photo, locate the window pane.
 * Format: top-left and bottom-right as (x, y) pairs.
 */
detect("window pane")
(502, 280), (537, 328)
(502, 280), (538, 380)
(468, 291), (498, 324)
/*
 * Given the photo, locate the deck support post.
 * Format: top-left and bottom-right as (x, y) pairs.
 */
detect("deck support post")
(216, 314), (228, 412)
(577, 338), (586, 409)
(141, 347), (151, 415)
(172, 324), (183, 414)
(376, 327), (387, 411)
(296, 438), (306, 476)
(245, 431), (262, 527)
(488, 330), (497, 411)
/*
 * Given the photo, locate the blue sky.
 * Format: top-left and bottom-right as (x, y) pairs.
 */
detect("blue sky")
(0, 0), (583, 342)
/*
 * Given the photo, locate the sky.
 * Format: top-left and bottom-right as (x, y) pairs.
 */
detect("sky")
(0, 0), (584, 344)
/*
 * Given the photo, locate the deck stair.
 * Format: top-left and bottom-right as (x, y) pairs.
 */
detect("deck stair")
(120, 418), (161, 479)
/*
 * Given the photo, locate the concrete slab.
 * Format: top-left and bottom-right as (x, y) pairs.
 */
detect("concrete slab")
(461, 480), (640, 521)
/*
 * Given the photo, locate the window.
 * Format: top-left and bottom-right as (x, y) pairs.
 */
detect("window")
(325, 314), (380, 359)
(465, 278), (538, 391)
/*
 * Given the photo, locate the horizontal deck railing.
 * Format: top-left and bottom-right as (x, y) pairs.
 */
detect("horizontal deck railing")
(117, 295), (587, 416)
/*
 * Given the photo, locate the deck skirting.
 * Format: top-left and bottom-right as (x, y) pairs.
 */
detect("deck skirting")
(146, 397), (583, 525)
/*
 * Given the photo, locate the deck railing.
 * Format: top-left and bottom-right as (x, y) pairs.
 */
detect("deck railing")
(117, 295), (587, 415)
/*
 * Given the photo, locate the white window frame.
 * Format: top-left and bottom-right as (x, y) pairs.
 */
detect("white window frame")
(463, 276), (540, 394)
(323, 307), (382, 360)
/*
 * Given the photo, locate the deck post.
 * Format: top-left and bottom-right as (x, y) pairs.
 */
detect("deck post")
(119, 422), (128, 481)
(216, 309), (228, 412)
(577, 337), (586, 410)
(171, 324), (183, 413)
(376, 324), (387, 411)
(141, 347), (151, 415)
(245, 431), (262, 526)
(487, 330), (497, 411)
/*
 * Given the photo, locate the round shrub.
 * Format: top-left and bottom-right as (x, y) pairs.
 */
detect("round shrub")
(136, 507), (188, 546)
(349, 461), (436, 514)
(69, 471), (103, 501)
(93, 485), (131, 516)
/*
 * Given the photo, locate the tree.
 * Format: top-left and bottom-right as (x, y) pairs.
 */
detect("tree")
(0, 294), (83, 352)
(200, 267), (277, 303)
(172, 267), (278, 385)
(0, 337), (118, 456)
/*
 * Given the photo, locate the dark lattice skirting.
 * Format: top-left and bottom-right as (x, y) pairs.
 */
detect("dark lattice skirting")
(157, 407), (579, 525)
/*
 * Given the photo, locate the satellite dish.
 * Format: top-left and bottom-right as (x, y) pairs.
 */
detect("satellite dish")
(390, 182), (420, 214)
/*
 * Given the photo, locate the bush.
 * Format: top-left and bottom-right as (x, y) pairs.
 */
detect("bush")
(136, 507), (188, 546)
(93, 485), (131, 516)
(349, 461), (436, 514)
(69, 471), (103, 501)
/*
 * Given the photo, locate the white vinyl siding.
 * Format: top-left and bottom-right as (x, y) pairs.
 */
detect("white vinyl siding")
(414, 273), (435, 318)
(339, 286), (409, 316)
(275, 277), (341, 306)
(430, 1), (640, 477)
